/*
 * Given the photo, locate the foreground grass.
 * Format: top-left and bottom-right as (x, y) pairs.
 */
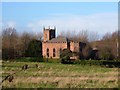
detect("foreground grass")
(2, 61), (118, 88)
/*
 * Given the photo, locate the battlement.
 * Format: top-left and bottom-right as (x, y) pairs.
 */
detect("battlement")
(43, 26), (56, 31)
(43, 26), (56, 42)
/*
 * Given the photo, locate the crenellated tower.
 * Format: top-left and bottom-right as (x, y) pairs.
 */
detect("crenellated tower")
(43, 26), (56, 42)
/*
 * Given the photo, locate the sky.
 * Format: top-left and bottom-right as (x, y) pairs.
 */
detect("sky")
(2, 2), (118, 39)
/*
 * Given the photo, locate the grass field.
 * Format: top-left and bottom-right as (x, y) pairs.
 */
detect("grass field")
(1, 60), (118, 88)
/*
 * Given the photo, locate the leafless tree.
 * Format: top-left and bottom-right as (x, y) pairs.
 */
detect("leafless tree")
(88, 31), (99, 42)
(77, 30), (88, 42)
(2, 27), (19, 59)
(33, 32), (43, 41)
(59, 29), (89, 42)
(0, 34), (2, 60)
(20, 32), (32, 56)
(102, 32), (111, 41)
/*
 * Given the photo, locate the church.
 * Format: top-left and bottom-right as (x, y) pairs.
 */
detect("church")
(42, 27), (85, 59)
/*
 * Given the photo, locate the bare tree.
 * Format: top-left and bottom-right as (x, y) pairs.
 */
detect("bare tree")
(2, 27), (43, 59)
(20, 32), (32, 56)
(88, 31), (99, 42)
(98, 46), (113, 60)
(33, 32), (43, 41)
(77, 30), (88, 42)
(0, 34), (2, 60)
(59, 29), (89, 42)
(102, 32), (111, 41)
(2, 27), (19, 59)
(82, 43), (92, 59)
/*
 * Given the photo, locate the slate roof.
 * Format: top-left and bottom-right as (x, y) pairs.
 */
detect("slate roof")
(47, 36), (69, 43)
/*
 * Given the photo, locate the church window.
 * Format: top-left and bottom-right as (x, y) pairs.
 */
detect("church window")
(53, 48), (56, 57)
(46, 48), (49, 57)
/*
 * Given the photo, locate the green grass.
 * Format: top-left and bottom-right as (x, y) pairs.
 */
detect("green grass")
(2, 60), (118, 88)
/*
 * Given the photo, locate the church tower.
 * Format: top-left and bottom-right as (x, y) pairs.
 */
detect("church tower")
(43, 26), (56, 42)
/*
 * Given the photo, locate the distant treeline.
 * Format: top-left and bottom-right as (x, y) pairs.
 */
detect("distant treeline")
(2, 27), (120, 61)
(2, 27), (43, 60)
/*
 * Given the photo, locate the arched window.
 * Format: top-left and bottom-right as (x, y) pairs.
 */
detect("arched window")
(46, 48), (49, 57)
(53, 48), (56, 57)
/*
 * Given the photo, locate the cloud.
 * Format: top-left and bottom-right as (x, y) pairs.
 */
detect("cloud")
(27, 12), (117, 37)
(6, 21), (16, 28)
(2, 21), (16, 29)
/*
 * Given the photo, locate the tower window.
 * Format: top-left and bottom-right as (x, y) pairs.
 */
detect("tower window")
(53, 48), (56, 57)
(46, 48), (49, 57)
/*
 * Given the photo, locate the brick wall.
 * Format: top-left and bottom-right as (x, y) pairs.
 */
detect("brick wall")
(42, 42), (68, 58)
(70, 42), (80, 52)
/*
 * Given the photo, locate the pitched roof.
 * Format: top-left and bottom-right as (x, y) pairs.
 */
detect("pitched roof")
(47, 36), (68, 43)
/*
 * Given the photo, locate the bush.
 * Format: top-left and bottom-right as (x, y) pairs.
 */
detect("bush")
(25, 40), (42, 57)
(60, 49), (72, 59)
(60, 49), (73, 64)
(15, 57), (44, 62)
(61, 59), (74, 64)
(76, 60), (120, 68)
(2, 48), (9, 60)
(82, 44), (93, 59)
(98, 47), (114, 60)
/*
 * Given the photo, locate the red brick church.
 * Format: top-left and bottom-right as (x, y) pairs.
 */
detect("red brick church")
(42, 27), (84, 59)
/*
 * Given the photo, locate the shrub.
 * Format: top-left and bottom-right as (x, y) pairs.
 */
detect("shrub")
(82, 44), (93, 59)
(25, 40), (42, 57)
(60, 49), (73, 64)
(61, 58), (74, 64)
(15, 57), (44, 62)
(98, 47), (114, 60)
